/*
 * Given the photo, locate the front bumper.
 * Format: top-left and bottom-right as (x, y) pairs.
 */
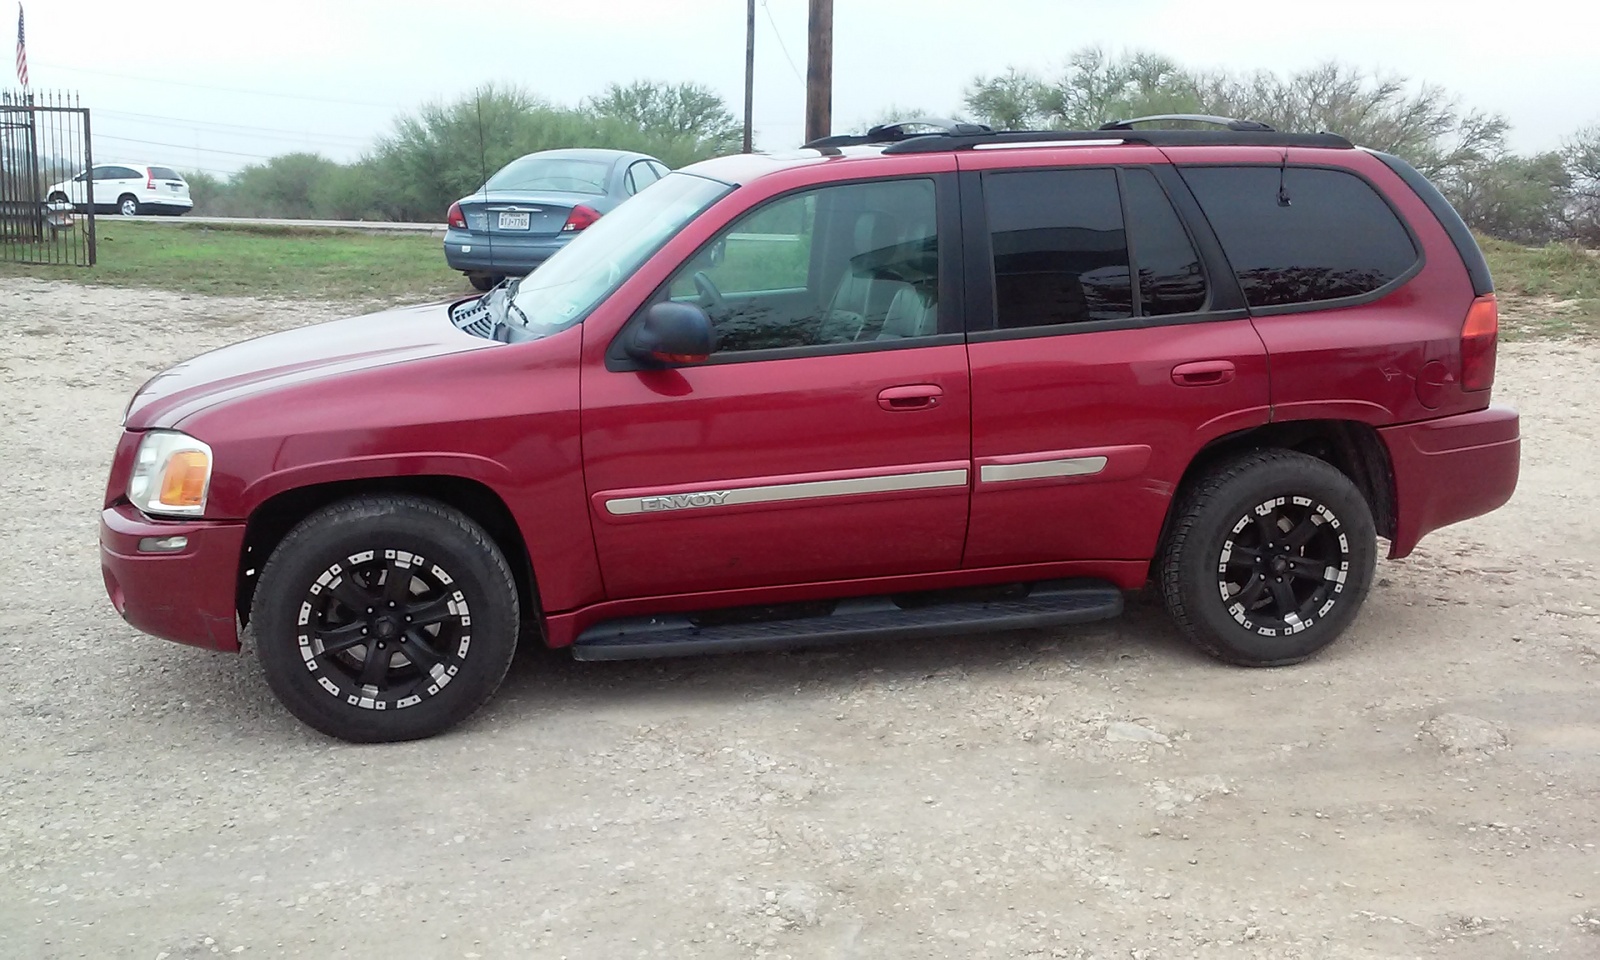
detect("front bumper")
(443, 228), (569, 274)
(100, 502), (243, 652)
(1380, 403), (1520, 559)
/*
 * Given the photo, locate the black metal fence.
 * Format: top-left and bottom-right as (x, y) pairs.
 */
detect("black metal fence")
(0, 90), (95, 267)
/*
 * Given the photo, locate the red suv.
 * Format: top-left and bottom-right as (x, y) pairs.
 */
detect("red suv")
(100, 117), (1521, 742)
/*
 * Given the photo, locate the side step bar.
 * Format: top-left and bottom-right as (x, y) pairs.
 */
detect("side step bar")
(571, 579), (1124, 662)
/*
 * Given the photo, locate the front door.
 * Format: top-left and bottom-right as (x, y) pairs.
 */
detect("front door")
(957, 154), (1271, 567)
(582, 173), (972, 600)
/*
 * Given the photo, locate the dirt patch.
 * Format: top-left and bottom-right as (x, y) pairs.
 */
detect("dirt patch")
(1, 280), (1597, 959)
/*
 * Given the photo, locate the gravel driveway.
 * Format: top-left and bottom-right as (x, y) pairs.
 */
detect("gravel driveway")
(2, 277), (1596, 959)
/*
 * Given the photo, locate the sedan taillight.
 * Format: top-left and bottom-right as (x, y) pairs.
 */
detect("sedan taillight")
(562, 204), (600, 233)
(446, 201), (467, 230)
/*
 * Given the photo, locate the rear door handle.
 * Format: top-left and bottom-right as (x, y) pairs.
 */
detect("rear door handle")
(877, 384), (943, 411)
(1171, 360), (1236, 387)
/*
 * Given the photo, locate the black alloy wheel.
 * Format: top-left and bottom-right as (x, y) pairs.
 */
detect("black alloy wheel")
(1160, 450), (1377, 665)
(252, 496), (519, 742)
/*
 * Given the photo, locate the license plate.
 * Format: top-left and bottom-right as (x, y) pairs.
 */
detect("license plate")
(498, 212), (531, 230)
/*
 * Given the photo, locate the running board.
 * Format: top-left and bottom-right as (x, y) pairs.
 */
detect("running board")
(571, 579), (1124, 662)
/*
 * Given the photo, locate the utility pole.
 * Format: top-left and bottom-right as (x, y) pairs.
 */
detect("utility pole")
(743, 0), (755, 153)
(804, 0), (833, 144)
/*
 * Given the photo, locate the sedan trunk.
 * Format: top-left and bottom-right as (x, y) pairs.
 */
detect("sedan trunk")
(455, 191), (583, 238)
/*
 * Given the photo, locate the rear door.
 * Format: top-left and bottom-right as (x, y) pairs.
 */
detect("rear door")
(958, 148), (1271, 567)
(582, 169), (972, 600)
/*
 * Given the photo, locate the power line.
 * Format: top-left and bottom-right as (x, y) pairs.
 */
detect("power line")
(98, 109), (372, 146)
(91, 135), (291, 161)
(762, 0), (805, 84)
(32, 61), (400, 108)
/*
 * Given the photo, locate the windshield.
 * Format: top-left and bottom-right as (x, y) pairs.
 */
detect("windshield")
(485, 156), (611, 194)
(505, 173), (732, 340)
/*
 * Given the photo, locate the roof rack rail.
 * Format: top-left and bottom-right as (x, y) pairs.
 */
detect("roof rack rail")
(880, 128), (1354, 154)
(804, 117), (993, 149)
(1099, 114), (1275, 132)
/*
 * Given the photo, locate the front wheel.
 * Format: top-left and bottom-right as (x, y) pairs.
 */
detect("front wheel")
(1159, 450), (1376, 666)
(251, 496), (520, 742)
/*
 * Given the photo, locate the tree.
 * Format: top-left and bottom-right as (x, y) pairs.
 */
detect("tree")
(372, 84), (595, 219)
(1565, 125), (1600, 244)
(182, 170), (228, 216)
(963, 48), (1508, 182)
(583, 80), (742, 164)
(1448, 152), (1572, 244)
(219, 153), (343, 219)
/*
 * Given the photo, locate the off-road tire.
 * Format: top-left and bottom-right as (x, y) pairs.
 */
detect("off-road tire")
(1159, 450), (1376, 666)
(251, 496), (519, 742)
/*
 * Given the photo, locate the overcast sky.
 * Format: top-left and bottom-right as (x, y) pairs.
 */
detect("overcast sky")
(17, 0), (1600, 178)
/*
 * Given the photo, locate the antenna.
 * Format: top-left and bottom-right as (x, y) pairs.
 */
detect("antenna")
(474, 92), (496, 290)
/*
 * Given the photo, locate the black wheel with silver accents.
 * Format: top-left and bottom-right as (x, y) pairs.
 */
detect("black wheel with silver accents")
(1159, 450), (1376, 666)
(251, 496), (519, 742)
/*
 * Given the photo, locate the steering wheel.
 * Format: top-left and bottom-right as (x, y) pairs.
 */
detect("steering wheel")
(693, 271), (726, 313)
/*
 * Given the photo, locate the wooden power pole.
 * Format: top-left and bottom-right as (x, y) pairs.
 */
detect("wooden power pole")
(742, 0), (755, 153)
(804, 0), (833, 144)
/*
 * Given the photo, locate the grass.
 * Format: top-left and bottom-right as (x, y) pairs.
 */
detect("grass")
(1479, 235), (1600, 340)
(0, 220), (468, 303)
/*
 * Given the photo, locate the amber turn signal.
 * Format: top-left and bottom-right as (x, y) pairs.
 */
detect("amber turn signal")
(159, 450), (211, 507)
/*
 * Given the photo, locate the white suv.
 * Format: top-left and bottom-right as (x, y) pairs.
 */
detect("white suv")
(47, 163), (193, 217)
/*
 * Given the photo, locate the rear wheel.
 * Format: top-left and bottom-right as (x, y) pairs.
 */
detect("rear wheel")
(1159, 450), (1376, 666)
(117, 195), (140, 217)
(467, 273), (502, 292)
(251, 496), (520, 742)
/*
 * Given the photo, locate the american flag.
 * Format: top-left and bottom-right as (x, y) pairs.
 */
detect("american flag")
(15, 4), (28, 88)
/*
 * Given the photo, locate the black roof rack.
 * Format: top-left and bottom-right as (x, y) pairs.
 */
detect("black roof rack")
(881, 128), (1353, 154)
(804, 117), (993, 149)
(803, 113), (1354, 155)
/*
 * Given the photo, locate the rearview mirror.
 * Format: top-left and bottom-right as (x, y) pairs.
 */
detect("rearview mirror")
(627, 302), (715, 366)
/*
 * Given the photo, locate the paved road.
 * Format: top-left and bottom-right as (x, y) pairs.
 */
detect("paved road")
(123, 214), (445, 234)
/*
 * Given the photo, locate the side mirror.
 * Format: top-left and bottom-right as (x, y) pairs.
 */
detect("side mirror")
(74, 173), (86, 182)
(627, 301), (715, 366)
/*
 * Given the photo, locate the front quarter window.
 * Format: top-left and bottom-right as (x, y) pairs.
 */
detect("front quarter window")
(506, 173), (731, 342)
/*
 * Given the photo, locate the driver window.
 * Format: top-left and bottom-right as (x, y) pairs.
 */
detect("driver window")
(665, 178), (939, 355)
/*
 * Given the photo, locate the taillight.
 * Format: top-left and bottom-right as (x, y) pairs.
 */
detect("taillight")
(146, 172), (156, 190)
(1460, 293), (1498, 392)
(562, 204), (600, 233)
(446, 201), (467, 230)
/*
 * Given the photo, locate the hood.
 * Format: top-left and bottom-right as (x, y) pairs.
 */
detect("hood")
(125, 301), (496, 430)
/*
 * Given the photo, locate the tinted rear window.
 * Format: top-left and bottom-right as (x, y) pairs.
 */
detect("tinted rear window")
(985, 168), (1132, 328)
(1124, 169), (1207, 316)
(148, 166), (183, 181)
(1181, 166), (1418, 308)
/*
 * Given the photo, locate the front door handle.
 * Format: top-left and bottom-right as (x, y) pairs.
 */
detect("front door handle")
(877, 384), (943, 411)
(1171, 360), (1236, 387)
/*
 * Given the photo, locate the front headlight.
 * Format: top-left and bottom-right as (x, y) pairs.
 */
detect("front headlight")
(127, 431), (213, 517)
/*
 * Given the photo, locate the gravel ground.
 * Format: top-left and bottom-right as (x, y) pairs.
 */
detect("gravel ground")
(1, 277), (1596, 959)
